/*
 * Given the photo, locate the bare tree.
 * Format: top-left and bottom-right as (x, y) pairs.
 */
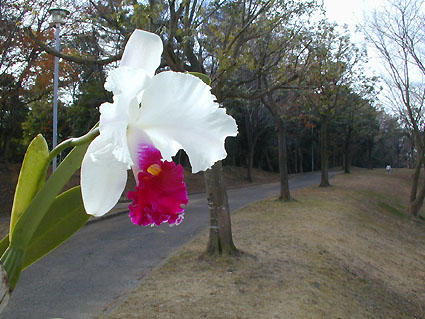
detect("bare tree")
(363, 0), (425, 216)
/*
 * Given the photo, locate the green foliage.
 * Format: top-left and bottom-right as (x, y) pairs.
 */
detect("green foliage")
(68, 79), (107, 137)
(302, 21), (368, 117)
(189, 72), (211, 85)
(22, 78), (106, 157)
(10, 142), (89, 250)
(0, 235), (9, 258)
(22, 98), (71, 150)
(0, 74), (28, 162)
(2, 141), (90, 290)
(0, 0), (407, 173)
(22, 186), (89, 269)
(10, 134), (49, 238)
(369, 113), (405, 167)
(131, 2), (163, 30)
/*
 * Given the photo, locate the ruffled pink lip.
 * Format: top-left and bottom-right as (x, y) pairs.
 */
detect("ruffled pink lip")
(127, 144), (188, 226)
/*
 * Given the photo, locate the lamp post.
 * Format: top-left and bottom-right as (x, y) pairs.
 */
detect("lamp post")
(48, 8), (69, 171)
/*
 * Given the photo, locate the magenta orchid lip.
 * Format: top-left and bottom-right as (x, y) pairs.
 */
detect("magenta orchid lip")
(127, 144), (188, 227)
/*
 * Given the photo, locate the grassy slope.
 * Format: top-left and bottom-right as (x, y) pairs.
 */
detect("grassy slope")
(107, 168), (425, 319)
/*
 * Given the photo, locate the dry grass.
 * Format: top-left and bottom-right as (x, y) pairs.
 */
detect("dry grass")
(106, 168), (425, 319)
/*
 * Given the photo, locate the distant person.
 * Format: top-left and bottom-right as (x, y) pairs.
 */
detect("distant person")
(386, 164), (391, 174)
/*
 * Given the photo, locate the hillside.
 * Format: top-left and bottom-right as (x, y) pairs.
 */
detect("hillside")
(107, 169), (425, 319)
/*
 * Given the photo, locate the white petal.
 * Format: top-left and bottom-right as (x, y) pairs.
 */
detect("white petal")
(126, 125), (153, 175)
(100, 67), (151, 167)
(120, 30), (163, 77)
(81, 136), (129, 217)
(99, 101), (134, 167)
(135, 72), (238, 173)
(104, 66), (149, 97)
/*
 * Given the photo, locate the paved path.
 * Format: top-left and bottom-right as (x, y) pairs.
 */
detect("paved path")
(0, 171), (337, 319)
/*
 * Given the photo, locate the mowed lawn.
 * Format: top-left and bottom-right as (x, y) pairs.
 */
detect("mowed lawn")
(106, 168), (425, 319)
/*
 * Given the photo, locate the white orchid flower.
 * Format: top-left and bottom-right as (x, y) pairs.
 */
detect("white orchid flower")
(80, 29), (238, 226)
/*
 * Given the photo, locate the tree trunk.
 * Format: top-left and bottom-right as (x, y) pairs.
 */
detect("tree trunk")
(265, 151), (274, 172)
(204, 161), (239, 256)
(409, 150), (423, 208)
(245, 114), (254, 183)
(344, 128), (352, 174)
(247, 147), (254, 183)
(297, 147), (303, 173)
(246, 135), (258, 183)
(320, 117), (330, 187)
(343, 147), (350, 174)
(408, 173), (425, 217)
(1, 137), (9, 162)
(408, 146), (415, 169)
(276, 119), (292, 201)
(160, 12), (239, 257)
(367, 137), (373, 170)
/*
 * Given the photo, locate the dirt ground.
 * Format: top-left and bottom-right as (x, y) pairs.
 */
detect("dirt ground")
(106, 168), (425, 319)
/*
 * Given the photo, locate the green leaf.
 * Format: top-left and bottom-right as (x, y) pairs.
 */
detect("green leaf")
(22, 186), (89, 270)
(9, 142), (89, 252)
(10, 134), (49, 238)
(2, 142), (89, 290)
(1, 246), (23, 291)
(0, 235), (9, 258)
(189, 72), (212, 86)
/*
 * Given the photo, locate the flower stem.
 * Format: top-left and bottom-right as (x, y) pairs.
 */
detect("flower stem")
(47, 127), (99, 164)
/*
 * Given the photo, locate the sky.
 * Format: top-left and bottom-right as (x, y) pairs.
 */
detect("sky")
(322, 0), (387, 44)
(322, 0), (386, 26)
(322, 0), (391, 107)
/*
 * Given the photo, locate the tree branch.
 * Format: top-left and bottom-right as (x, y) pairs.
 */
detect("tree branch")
(26, 28), (122, 66)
